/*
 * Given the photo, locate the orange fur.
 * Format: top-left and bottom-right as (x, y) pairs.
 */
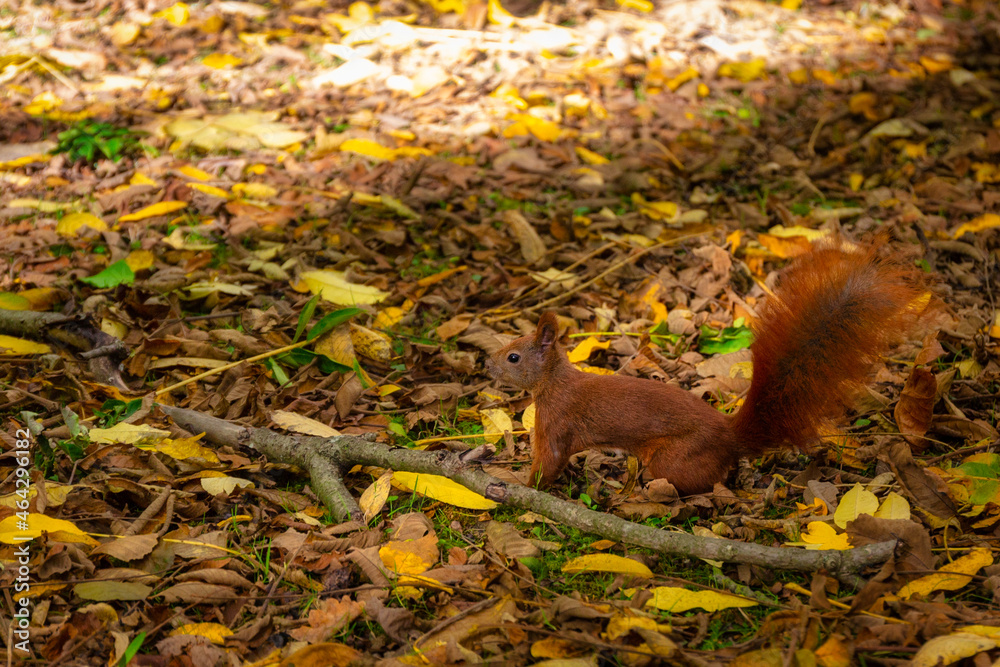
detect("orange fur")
(487, 241), (929, 494)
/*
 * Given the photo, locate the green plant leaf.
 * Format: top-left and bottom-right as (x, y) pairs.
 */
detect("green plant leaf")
(698, 324), (754, 355)
(306, 307), (363, 341)
(294, 293), (321, 343)
(80, 260), (135, 288)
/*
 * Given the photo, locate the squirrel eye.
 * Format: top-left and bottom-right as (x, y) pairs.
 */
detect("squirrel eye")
(507, 353), (520, 363)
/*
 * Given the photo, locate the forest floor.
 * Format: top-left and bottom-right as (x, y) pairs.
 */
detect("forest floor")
(0, 0), (998, 664)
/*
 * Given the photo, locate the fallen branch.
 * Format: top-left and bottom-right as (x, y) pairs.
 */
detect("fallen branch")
(159, 405), (893, 584)
(0, 309), (128, 390)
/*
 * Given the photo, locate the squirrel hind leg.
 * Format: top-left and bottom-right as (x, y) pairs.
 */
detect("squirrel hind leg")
(643, 440), (739, 495)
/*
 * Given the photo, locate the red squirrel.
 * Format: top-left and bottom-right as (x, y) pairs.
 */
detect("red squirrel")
(487, 241), (929, 494)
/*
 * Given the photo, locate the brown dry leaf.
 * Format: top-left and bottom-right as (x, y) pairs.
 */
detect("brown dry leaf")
(436, 313), (474, 340)
(159, 583), (238, 604)
(407, 383), (463, 406)
(502, 209), (547, 265)
(413, 597), (518, 657)
(846, 515), (934, 577)
(485, 520), (540, 558)
(73, 581), (152, 601)
(91, 534), (159, 561)
(894, 367), (937, 451)
(289, 597), (366, 644)
(883, 441), (960, 528)
(913, 333), (945, 366)
(278, 643), (363, 667)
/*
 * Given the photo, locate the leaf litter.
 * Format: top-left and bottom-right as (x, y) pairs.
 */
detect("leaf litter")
(0, 0), (998, 664)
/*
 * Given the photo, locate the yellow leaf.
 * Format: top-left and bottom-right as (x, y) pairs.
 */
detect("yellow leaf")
(202, 53), (242, 69)
(170, 623), (233, 644)
(780, 0), (801, 9)
(0, 293), (31, 310)
(201, 476), (253, 494)
(605, 613), (670, 640)
(119, 201), (188, 222)
(912, 632), (999, 667)
(0, 335), (50, 355)
(953, 213), (1000, 238)
(340, 138), (398, 162)
(522, 403), (536, 429)
(56, 212), (108, 238)
(972, 163), (1000, 183)
(189, 183), (231, 198)
(378, 383), (401, 397)
(848, 173), (865, 191)
(232, 182), (278, 200)
(153, 2), (190, 26)
(9, 198), (71, 212)
(415, 265), (467, 287)
(617, 0), (653, 11)
(130, 172), (158, 186)
(575, 146), (609, 165)
(990, 311), (1000, 339)
(646, 587), (757, 612)
(177, 165), (213, 181)
(633, 194), (678, 221)
(902, 142), (927, 159)
(767, 225), (830, 241)
(897, 547), (993, 599)
(423, 0), (465, 13)
(874, 492), (911, 521)
(849, 92), (879, 121)
(562, 554), (653, 578)
(350, 323), (392, 363)
(815, 635), (852, 667)
(200, 14), (225, 33)
(717, 59), (767, 82)
(110, 21), (140, 46)
(136, 435), (220, 463)
(491, 83), (527, 110)
(834, 483), (879, 528)
(697, 82), (709, 97)
(392, 472), (498, 510)
(271, 410), (340, 437)
(666, 66), (699, 91)
(125, 249), (155, 272)
(812, 68), (839, 86)
(0, 513), (98, 546)
(507, 114), (561, 142)
(487, 0), (515, 26)
(919, 54), (953, 74)
(480, 408), (513, 444)
(17, 288), (60, 310)
(795, 521), (852, 550)
(361, 471), (393, 521)
(314, 326), (356, 366)
(89, 422), (170, 446)
(788, 68), (810, 85)
(301, 270), (389, 305)
(380, 538), (437, 576)
(374, 306), (406, 329)
(567, 337), (610, 363)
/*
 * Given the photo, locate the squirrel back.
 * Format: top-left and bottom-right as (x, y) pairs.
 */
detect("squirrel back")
(488, 240), (930, 493)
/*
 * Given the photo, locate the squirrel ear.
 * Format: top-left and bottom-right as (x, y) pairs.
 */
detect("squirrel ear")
(535, 312), (559, 349)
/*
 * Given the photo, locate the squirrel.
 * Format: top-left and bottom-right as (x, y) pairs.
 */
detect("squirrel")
(487, 241), (930, 494)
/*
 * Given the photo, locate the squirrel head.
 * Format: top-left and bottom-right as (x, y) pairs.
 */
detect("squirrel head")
(487, 312), (562, 393)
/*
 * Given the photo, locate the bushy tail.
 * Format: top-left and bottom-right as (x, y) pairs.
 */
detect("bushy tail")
(732, 241), (929, 453)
